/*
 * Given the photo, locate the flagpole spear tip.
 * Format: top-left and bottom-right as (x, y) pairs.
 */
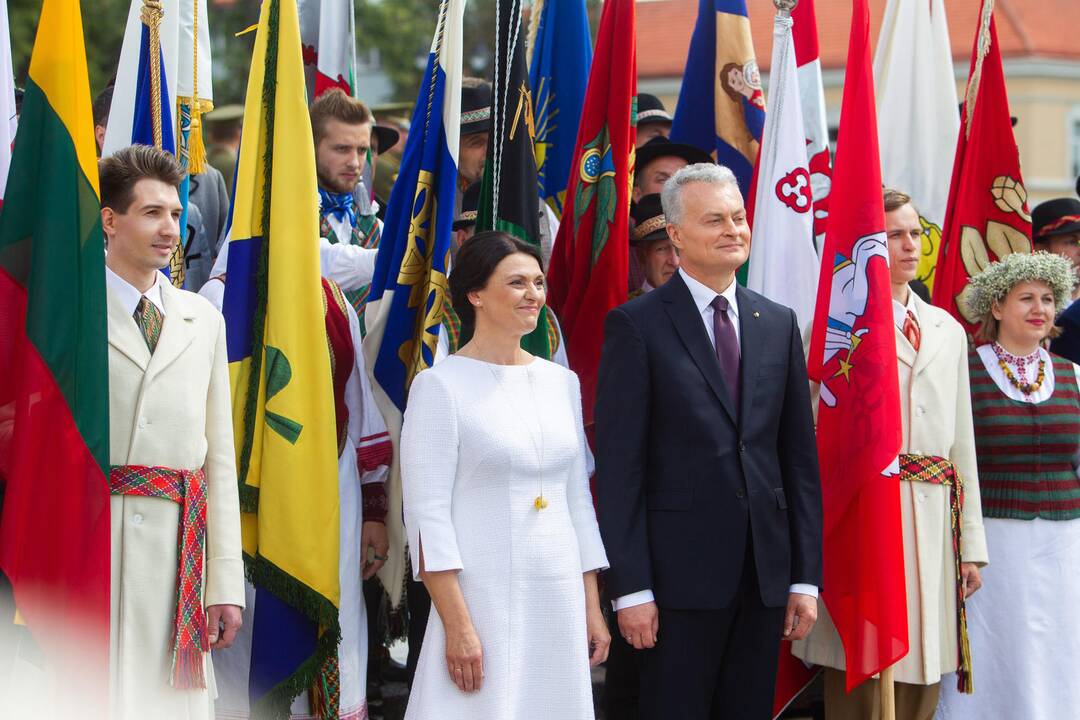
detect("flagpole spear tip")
(774, 0), (797, 17)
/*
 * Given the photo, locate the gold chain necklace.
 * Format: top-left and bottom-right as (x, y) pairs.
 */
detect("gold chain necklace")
(485, 362), (548, 510)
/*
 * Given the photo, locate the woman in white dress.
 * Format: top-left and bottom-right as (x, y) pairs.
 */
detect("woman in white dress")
(401, 231), (610, 719)
(937, 252), (1080, 719)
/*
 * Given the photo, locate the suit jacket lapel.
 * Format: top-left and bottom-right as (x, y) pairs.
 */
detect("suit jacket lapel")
(661, 273), (737, 424)
(895, 325), (917, 368)
(107, 288), (151, 371)
(736, 286), (759, 426)
(910, 295), (946, 377)
(145, 281), (196, 381)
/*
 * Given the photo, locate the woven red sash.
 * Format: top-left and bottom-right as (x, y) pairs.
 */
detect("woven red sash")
(110, 465), (208, 689)
(899, 453), (973, 694)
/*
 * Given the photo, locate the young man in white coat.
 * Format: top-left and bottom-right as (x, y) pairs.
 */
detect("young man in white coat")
(101, 145), (244, 719)
(793, 189), (989, 719)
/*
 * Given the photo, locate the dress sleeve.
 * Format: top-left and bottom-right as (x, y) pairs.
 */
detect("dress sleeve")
(565, 371), (609, 573)
(401, 369), (463, 580)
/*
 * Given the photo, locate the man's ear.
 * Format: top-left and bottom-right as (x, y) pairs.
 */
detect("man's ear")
(666, 224), (680, 250)
(101, 206), (117, 242)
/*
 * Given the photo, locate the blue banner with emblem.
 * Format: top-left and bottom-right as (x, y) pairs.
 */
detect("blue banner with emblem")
(528, 0), (592, 219)
(365, 0), (463, 413)
(670, 0), (765, 196)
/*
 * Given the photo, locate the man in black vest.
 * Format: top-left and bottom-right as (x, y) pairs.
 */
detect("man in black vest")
(596, 162), (823, 718)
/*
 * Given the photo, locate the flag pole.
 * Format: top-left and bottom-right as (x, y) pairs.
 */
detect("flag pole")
(881, 665), (897, 720)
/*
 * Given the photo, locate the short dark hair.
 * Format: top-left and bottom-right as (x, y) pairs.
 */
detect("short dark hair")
(883, 188), (915, 214)
(93, 85), (113, 128)
(309, 88), (373, 146)
(99, 145), (183, 213)
(449, 231), (544, 335)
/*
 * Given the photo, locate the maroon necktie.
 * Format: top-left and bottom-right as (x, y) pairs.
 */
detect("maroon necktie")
(710, 295), (741, 410)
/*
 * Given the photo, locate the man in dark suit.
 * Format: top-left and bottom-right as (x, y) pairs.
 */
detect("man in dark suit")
(596, 163), (823, 718)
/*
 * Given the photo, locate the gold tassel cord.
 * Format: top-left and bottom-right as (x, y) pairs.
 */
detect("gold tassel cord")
(187, 0), (210, 173)
(141, 0), (165, 150)
(963, 0), (995, 140)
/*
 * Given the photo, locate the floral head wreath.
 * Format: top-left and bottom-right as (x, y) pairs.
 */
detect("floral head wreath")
(963, 251), (1075, 319)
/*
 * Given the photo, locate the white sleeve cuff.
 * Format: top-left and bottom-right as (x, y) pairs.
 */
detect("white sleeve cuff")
(612, 589), (655, 611)
(789, 583), (819, 598)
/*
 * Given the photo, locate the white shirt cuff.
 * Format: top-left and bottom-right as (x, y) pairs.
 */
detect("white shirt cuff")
(789, 583), (819, 598)
(612, 589), (655, 611)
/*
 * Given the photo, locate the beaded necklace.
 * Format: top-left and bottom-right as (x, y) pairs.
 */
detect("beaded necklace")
(992, 342), (1046, 396)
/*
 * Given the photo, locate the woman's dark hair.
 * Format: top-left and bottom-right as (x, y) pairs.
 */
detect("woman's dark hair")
(450, 230), (544, 336)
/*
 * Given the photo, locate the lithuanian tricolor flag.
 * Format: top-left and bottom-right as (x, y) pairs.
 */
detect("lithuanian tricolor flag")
(220, 0), (342, 713)
(0, 0), (110, 691)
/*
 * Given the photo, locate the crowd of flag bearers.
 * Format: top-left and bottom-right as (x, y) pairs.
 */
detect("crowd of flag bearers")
(2, 0), (1080, 719)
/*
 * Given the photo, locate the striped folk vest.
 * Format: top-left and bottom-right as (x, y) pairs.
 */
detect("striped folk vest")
(968, 348), (1080, 521)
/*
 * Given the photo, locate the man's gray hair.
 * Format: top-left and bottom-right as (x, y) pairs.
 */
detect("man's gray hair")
(660, 163), (739, 225)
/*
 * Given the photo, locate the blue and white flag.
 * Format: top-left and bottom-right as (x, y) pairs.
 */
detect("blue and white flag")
(670, 0), (764, 197)
(362, 0), (463, 608)
(103, 0), (214, 288)
(527, 0), (592, 219)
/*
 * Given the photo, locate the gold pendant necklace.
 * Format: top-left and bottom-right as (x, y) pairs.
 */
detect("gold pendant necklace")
(485, 362), (547, 511)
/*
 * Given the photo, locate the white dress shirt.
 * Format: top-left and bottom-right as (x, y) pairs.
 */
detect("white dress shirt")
(614, 268), (817, 612)
(892, 290), (918, 332)
(106, 265), (166, 317)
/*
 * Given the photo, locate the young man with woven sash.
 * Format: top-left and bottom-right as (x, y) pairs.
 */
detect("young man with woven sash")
(794, 189), (988, 720)
(101, 145), (244, 719)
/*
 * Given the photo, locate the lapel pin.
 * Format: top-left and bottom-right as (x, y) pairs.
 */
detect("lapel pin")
(753, 311), (760, 318)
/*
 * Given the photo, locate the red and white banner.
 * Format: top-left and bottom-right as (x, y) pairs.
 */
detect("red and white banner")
(807, 0), (907, 692)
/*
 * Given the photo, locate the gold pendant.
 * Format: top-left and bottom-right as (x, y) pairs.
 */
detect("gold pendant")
(534, 496), (548, 510)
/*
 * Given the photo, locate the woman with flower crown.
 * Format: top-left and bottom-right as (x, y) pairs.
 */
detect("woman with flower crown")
(938, 251), (1080, 720)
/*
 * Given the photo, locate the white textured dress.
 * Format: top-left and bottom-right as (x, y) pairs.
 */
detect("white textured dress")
(401, 356), (608, 719)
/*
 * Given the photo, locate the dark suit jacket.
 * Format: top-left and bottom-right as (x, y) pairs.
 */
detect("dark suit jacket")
(595, 272), (822, 610)
(1051, 298), (1080, 366)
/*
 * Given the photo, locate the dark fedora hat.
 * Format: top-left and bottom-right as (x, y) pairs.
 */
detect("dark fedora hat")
(460, 79), (492, 136)
(629, 194), (669, 247)
(1033, 197), (1080, 241)
(636, 136), (712, 175)
(637, 94), (673, 128)
(371, 119), (400, 155)
(454, 182), (481, 231)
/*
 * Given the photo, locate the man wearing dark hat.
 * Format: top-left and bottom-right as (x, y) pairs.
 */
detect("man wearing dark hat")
(458, 77), (492, 200)
(630, 193), (680, 298)
(633, 136), (713, 203)
(629, 138), (712, 288)
(636, 93), (673, 148)
(1035, 197), (1080, 363)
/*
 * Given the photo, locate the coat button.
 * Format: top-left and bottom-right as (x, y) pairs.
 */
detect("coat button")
(736, 489), (746, 499)
(132, 514), (143, 525)
(738, 441), (746, 454)
(137, 417), (147, 429)
(915, 406), (925, 416)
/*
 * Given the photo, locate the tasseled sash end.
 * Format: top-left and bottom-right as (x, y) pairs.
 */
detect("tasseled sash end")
(171, 646), (208, 690)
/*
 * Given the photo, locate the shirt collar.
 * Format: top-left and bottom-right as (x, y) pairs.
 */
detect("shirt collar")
(892, 288), (918, 329)
(679, 267), (739, 317)
(106, 265), (166, 317)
